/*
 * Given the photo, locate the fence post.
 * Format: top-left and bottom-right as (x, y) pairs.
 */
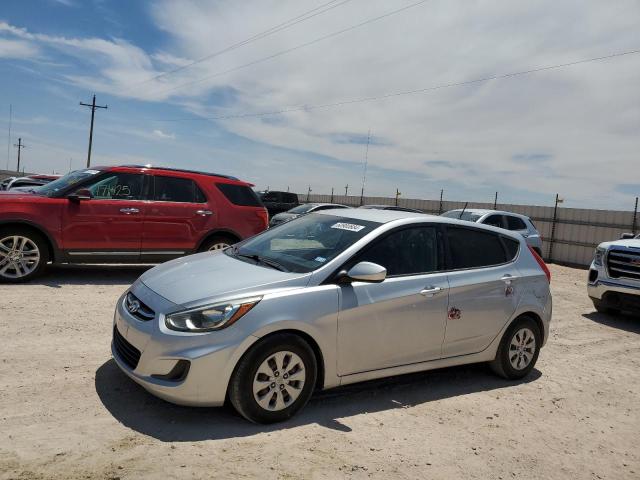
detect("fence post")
(330, 187), (334, 203)
(493, 191), (498, 209)
(548, 193), (560, 262)
(632, 196), (638, 234)
(438, 189), (443, 214)
(306, 186), (311, 202)
(395, 188), (401, 206)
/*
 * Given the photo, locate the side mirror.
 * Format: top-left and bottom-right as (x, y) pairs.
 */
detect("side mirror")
(620, 233), (635, 240)
(339, 261), (387, 283)
(68, 188), (92, 202)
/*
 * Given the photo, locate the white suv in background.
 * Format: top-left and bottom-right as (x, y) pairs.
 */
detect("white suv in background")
(442, 209), (543, 256)
(588, 233), (640, 315)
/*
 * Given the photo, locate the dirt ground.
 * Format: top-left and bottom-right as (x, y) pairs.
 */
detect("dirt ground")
(0, 264), (639, 479)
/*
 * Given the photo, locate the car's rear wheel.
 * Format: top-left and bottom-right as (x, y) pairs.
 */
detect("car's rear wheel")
(0, 228), (49, 283)
(229, 333), (317, 424)
(490, 315), (541, 379)
(199, 234), (235, 252)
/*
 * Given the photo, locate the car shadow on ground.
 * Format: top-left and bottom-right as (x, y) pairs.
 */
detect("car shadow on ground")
(31, 265), (151, 287)
(95, 358), (541, 442)
(582, 311), (640, 334)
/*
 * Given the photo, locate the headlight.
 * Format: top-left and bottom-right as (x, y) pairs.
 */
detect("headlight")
(165, 297), (261, 332)
(594, 247), (606, 266)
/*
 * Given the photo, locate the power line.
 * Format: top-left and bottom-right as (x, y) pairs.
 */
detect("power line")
(79, 94), (108, 168)
(148, 48), (640, 122)
(150, 0), (431, 97)
(131, 0), (356, 89)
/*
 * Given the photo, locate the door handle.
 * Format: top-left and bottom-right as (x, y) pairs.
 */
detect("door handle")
(196, 210), (213, 216)
(420, 286), (444, 297)
(119, 208), (139, 214)
(500, 274), (519, 284)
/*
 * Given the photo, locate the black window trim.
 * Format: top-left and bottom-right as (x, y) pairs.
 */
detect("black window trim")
(326, 222), (447, 283)
(442, 224), (520, 272)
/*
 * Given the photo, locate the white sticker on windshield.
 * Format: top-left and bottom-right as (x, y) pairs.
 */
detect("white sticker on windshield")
(331, 222), (366, 232)
(83, 170), (100, 175)
(314, 256), (327, 263)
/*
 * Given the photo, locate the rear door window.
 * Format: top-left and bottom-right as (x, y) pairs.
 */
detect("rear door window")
(355, 226), (440, 276)
(217, 183), (263, 206)
(506, 215), (527, 231)
(153, 176), (205, 203)
(446, 226), (507, 269)
(483, 214), (505, 228)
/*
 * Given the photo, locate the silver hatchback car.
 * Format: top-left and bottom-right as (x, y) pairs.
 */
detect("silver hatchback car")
(112, 209), (552, 423)
(441, 209), (543, 256)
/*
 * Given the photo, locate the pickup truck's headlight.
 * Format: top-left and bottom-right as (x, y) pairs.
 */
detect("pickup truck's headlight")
(165, 297), (261, 332)
(594, 247), (606, 266)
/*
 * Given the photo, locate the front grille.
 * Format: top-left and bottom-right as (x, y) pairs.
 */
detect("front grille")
(607, 248), (640, 281)
(113, 326), (141, 370)
(124, 292), (155, 321)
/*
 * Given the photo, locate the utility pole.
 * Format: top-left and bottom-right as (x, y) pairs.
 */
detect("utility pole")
(14, 137), (25, 172)
(632, 196), (638, 235)
(344, 184), (349, 197)
(395, 188), (401, 206)
(438, 189), (444, 215)
(80, 94), (107, 168)
(6, 104), (12, 171)
(494, 191), (498, 209)
(548, 193), (563, 262)
(360, 129), (370, 206)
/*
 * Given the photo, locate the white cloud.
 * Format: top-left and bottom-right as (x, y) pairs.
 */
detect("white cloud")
(1, 1), (639, 208)
(152, 129), (175, 139)
(0, 38), (39, 58)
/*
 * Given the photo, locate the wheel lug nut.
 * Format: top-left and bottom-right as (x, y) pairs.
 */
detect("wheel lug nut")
(279, 384), (284, 390)
(270, 382), (276, 388)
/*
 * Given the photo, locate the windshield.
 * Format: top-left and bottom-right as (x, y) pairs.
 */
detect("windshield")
(37, 169), (102, 197)
(288, 204), (316, 214)
(441, 210), (483, 222)
(227, 213), (381, 273)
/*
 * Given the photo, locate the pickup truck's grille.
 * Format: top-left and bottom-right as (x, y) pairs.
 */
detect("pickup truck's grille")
(124, 292), (155, 321)
(607, 248), (640, 281)
(113, 326), (141, 370)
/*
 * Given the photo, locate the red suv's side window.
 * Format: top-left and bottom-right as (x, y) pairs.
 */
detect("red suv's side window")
(152, 176), (206, 203)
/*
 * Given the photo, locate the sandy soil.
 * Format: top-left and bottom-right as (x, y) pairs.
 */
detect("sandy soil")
(0, 264), (639, 480)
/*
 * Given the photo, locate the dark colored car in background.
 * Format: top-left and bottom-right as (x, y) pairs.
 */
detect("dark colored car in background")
(257, 190), (299, 216)
(0, 165), (268, 282)
(359, 204), (424, 213)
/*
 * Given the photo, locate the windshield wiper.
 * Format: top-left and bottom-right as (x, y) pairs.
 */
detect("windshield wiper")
(232, 248), (289, 272)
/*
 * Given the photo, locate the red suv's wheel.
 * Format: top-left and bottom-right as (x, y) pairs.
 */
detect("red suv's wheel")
(199, 235), (236, 252)
(0, 228), (49, 283)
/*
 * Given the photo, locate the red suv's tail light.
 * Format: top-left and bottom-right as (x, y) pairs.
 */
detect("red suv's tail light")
(256, 208), (269, 229)
(528, 245), (551, 283)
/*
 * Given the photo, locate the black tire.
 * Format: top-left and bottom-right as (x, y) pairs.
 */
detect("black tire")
(229, 333), (317, 424)
(198, 234), (236, 253)
(592, 299), (620, 315)
(0, 227), (49, 283)
(490, 315), (541, 380)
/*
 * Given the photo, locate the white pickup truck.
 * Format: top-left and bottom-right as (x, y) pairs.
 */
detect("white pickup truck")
(587, 233), (640, 315)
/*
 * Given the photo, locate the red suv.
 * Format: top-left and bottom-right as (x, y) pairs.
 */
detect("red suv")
(0, 165), (269, 282)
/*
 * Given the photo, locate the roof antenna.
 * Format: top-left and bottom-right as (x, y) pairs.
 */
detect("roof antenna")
(459, 201), (468, 219)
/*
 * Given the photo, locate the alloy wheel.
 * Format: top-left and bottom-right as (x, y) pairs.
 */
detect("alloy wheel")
(508, 327), (536, 370)
(208, 242), (229, 251)
(252, 351), (306, 411)
(0, 235), (41, 279)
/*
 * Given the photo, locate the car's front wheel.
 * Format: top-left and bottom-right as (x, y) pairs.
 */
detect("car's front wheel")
(229, 333), (317, 423)
(490, 315), (541, 379)
(0, 228), (49, 283)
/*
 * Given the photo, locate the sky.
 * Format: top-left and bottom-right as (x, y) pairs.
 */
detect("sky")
(0, 0), (638, 210)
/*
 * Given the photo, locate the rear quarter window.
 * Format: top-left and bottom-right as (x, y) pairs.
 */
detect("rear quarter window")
(217, 183), (263, 206)
(506, 216), (527, 230)
(501, 236), (520, 261)
(446, 226), (507, 269)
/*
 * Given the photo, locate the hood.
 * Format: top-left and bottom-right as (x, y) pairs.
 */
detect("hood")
(140, 250), (310, 307)
(271, 212), (298, 223)
(599, 239), (640, 250)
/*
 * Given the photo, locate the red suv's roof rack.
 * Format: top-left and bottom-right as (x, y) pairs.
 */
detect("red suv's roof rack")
(120, 165), (239, 181)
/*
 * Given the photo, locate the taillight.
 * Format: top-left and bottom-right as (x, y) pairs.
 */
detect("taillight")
(528, 245), (551, 283)
(256, 208), (269, 229)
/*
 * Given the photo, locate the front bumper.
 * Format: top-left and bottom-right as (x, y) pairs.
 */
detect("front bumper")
(587, 264), (640, 312)
(111, 283), (257, 407)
